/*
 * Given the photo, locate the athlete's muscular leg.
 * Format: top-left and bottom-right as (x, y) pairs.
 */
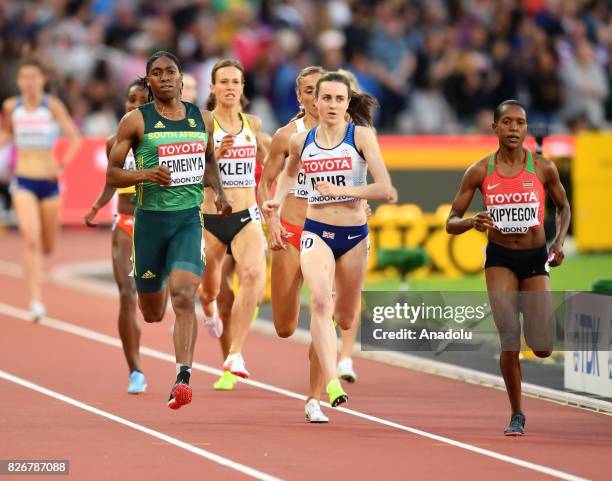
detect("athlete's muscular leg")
(301, 236), (336, 384)
(228, 223), (265, 354)
(199, 230), (227, 317)
(112, 227), (141, 372)
(169, 269), (200, 366)
(486, 267), (522, 414)
(12, 190), (43, 303)
(520, 275), (554, 358)
(39, 195), (61, 256)
(271, 246), (303, 338)
(138, 288), (169, 323)
(272, 242), (324, 400)
(216, 255), (236, 358)
(333, 239), (368, 331)
(339, 316), (359, 360)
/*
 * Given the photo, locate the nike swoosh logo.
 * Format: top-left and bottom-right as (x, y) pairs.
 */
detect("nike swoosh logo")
(347, 234), (362, 240)
(308, 152), (319, 157)
(487, 183), (500, 190)
(240, 217), (251, 222)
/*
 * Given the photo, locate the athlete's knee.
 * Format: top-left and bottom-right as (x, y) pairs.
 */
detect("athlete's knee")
(310, 292), (332, 317)
(42, 242), (53, 256)
(532, 350), (552, 358)
(217, 297), (232, 323)
(141, 306), (164, 323)
(240, 263), (261, 286)
(334, 307), (358, 331)
(275, 323), (296, 338)
(118, 285), (137, 308)
(170, 284), (197, 312)
(23, 234), (41, 252)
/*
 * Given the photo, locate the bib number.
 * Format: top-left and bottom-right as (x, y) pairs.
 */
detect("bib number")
(300, 233), (315, 252)
(158, 141), (206, 186)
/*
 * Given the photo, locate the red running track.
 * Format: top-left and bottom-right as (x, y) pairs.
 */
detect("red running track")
(0, 229), (610, 481)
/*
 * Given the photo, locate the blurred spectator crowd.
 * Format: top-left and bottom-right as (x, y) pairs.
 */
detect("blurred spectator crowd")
(1, 0), (611, 136)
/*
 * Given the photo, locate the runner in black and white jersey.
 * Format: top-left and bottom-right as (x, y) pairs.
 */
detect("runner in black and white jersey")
(198, 58), (267, 380)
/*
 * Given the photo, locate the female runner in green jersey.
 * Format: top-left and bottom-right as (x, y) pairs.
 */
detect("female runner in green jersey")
(108, 51), (231, 410)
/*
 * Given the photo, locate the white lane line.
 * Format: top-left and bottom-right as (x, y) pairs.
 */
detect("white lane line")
(0, 370), (283, 481)
(0, 302), (591, 481)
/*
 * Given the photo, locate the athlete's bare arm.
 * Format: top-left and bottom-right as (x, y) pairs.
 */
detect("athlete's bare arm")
(1, 97), (17, 141)
(246, 114), (269, 161)
(202, 109), (231, 216)
(258, 124), (292, 211)
(48, 96), (81, 167)
(84, 135), (118, 226)
(315, 125), (396, 202)
(107, 110), (170, 187)
(539, 155), (570, 266)
(446, 159), (493, 234)
(262, 130), (307, 215)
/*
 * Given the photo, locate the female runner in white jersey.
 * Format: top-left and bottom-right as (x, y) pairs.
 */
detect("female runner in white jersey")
(84, 79), (148, 394)
(259, 66), (329, 421)
(2, 59), (80, 320)
(198, 58), (267, 379)
(264, 72), (397, 407)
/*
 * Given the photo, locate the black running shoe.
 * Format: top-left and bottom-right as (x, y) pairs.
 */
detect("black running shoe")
(504, 412), (526, 436)
(167, 369), (192, 410)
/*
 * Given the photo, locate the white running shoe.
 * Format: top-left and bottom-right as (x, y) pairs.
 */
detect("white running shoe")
(223, 353), (250, 378)
(305, 399), (329, 423)
(204, 302), (223, 338)
(337, 357), (357, 383)
(30, 300), (46, 322)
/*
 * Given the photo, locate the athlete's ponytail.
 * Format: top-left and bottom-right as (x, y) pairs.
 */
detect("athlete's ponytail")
(315, 71), (378, 127)
(206, 58), (249, 111)
(347, 90), (378, 127)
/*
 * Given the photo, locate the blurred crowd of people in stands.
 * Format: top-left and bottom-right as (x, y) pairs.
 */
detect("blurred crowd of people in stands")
(0, 0), (610, 136)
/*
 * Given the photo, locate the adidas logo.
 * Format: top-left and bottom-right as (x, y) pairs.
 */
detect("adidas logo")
(141, 270), (156, 279)
(154, 120), (165, 129)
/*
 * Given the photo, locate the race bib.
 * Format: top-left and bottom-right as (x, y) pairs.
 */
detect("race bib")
(304, 156), (354, 204)
(248, 204), (262, 224)
(218, 145), (256, 188)
(300, 232), (316, 252)
(488, 202), (540, 234)
(158, 141), (205, 186)
(293, 167), (309, 198)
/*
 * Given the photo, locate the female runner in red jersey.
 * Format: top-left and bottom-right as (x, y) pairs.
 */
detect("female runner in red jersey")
(446, 100), (570, 436)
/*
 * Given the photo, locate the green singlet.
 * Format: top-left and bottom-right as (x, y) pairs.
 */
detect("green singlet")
(134, 101), (207, 211)
(131, 101), (208, 293)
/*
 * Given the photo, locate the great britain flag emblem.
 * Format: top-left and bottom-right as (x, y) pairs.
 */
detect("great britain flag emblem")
(322, 231), (335, 239)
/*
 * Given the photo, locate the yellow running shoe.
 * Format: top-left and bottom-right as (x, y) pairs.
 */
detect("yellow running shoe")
(213, 371), (237, 391)
(326, 379), (348, 407)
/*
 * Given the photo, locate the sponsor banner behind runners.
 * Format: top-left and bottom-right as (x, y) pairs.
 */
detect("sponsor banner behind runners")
(57, 137), (114, 224)
(564, 292), (612, 398)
